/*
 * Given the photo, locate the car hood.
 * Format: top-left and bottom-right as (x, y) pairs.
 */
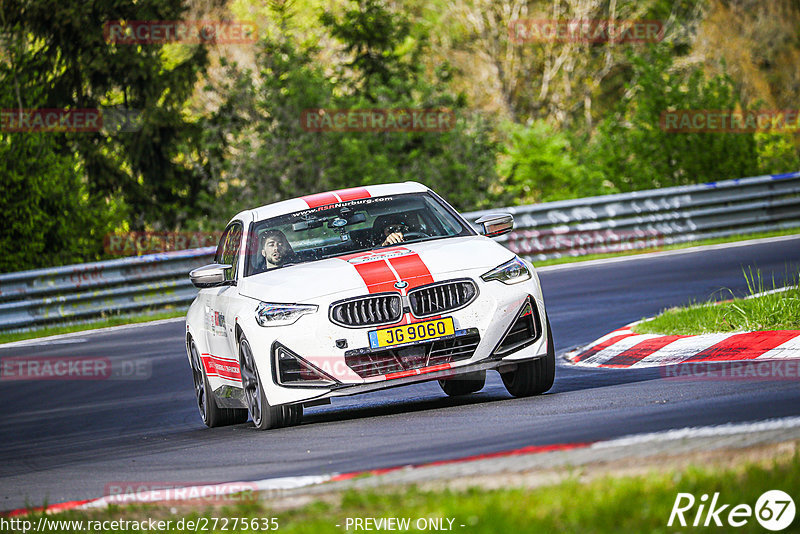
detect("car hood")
(237, 235), (515, 303)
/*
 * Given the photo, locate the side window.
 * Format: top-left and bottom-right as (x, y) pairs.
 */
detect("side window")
(216, 223), (243, 281)
(214, 228), (230, 264)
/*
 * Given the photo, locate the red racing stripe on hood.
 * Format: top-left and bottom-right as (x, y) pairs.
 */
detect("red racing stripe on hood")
(343, 248), (435, 295)
(388, 253), (434, 289)
(353, 260), (399, 294)
(342, 247), (438, 326)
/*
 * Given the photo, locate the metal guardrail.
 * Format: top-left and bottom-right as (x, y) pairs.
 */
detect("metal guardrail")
(463, 171), (800, 261)
(0, 248), (215, 333)
(1, 171), (798, 334)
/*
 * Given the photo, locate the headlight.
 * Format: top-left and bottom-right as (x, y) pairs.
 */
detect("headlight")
(255, 302), (318, 327)
(481, 257), (531, 285)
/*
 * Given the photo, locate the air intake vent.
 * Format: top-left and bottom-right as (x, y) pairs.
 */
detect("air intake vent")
(330, 294), (403, 327)
(408, 280), (477, 317)
(493, 298), (540, 357)
(345, 330), (481, 378)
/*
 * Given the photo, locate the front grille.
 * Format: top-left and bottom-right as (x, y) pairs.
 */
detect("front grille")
(345, 331), (480, 378)
(330, 293), (402, 327)
(408, 280), (477, 317)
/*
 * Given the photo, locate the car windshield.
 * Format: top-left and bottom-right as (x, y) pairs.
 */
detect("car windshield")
(244, 192), (473, 276)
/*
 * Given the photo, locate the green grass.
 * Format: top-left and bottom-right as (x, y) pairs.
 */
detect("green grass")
(0, 309), (186, 345)
(635, 268), (800, 335)
(7, 451), (799, 533)
(533, 228), (800, 267)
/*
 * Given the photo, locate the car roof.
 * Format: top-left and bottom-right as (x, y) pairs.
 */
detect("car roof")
(238, 181), (431, 223)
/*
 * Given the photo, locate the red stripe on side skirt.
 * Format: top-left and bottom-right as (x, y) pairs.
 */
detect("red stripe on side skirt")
(200, 354), (241, 381)
(681, 331), (800, 362)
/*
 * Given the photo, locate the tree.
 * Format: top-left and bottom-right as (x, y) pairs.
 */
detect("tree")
(590, 45), (797, 192)
(0, 0), (210, 230)
(202, 0), (500, 222)
(496, 120), (611, 204)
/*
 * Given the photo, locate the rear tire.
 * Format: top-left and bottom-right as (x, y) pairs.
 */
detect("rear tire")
(438, 370), (486, 396)
(501, 314), (555, 397)
(189, 339), (248, 427)
(239, 336), (302, 430)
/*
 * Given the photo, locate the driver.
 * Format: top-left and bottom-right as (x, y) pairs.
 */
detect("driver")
(375, 215), (409, 246)
(256, 230), (295, 271)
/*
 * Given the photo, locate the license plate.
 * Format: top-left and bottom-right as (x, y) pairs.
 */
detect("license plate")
(369, 317), (455, 349)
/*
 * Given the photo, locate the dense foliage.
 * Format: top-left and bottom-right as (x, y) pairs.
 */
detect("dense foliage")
(0, 0), (798, 271)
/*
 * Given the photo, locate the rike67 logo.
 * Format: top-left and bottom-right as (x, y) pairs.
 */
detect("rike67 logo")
(669, 490), (795, 531)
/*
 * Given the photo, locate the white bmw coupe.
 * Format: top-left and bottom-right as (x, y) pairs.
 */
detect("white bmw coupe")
(186, 182), (554, 429)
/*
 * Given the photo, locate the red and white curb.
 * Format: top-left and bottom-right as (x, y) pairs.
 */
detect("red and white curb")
(3, 443), (588, 517)
(565, 325), (800, 368)
(7, 416), (800, 517)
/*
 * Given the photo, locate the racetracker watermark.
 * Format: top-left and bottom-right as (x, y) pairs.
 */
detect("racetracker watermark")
(103, 20), (257, 45)
(0, 108), (142, 133)
(509, 19), (664, 43)
(0, 357), (151, 381)
(103, 481), (259, 504)
(104, 231), (221, 256)
(662, 360), (800, 381)
(300, 109), (456, 132)
(660, 109), (800, 133)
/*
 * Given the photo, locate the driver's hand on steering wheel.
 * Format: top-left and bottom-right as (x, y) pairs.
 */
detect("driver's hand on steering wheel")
(381, 231), (404, 246)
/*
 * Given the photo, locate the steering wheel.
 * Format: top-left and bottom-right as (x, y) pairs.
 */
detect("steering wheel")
(401, 231), (430, 241)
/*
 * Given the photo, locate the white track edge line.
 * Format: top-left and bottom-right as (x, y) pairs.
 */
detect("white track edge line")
(0, 317), (185, 348)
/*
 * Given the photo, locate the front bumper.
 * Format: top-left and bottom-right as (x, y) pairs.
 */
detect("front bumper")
(230, 268), (548, 407)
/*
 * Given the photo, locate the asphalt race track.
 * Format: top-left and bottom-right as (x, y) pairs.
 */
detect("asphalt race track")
(2, 237), (799, 511)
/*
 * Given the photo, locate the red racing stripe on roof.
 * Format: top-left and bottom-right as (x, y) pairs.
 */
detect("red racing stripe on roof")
(301, 187), (371, 208)
(301, 192), (339, 208)
(681, 330), (800, 362)
(334, 187), (371, 201)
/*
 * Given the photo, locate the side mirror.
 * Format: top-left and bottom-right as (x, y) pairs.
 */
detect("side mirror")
(189, 263), (232, 288)
(475, 213), (514, 238)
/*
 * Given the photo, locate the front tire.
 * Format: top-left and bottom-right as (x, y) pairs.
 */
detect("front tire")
(501, 314), (555, 397)
(438, 370), (486, 396)
(239, 336), (302, 430)
(189, 339), (248, 427)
